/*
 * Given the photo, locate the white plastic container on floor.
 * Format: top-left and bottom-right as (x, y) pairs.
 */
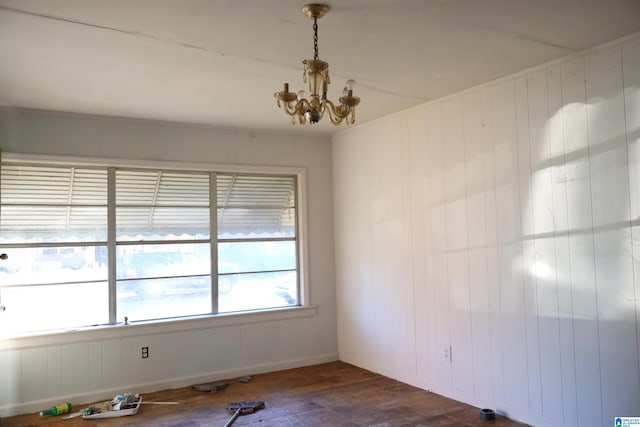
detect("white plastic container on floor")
(82, 396), (142, 419)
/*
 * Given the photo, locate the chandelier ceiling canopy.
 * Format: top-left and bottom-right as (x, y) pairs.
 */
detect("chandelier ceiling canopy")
(274, 3), (360, 126)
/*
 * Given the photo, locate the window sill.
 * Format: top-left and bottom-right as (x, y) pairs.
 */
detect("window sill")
(0, 306), (318, 351)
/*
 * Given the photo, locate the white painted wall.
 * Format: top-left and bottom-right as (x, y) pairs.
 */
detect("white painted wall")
(0, 109), (338, 417)
(333, 34), (640, 427)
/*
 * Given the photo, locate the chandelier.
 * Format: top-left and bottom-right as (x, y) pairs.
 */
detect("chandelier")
(274, 4), (360, 125)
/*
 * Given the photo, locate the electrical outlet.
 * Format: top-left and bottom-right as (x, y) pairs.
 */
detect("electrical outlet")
(443, 346), (452, 363)
(141, 346), (149, 359)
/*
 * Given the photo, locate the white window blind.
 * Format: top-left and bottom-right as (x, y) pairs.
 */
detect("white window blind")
(115, 169), (210, 239)
(216, 174), (296, 238)
(0, 164), (107, 240)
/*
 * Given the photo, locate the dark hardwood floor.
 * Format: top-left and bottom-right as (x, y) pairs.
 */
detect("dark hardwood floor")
(2, 361), (527, 426)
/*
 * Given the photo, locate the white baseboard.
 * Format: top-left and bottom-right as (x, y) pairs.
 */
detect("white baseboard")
(0, 352), (339, 418)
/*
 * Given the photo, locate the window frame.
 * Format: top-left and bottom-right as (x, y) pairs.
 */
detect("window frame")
(0, 152), (312, 343)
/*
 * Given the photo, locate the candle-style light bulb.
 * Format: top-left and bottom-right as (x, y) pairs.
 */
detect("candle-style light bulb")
(342, 79), (356, 96)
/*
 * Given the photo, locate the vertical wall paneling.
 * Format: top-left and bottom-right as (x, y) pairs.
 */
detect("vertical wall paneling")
(481, 86), (505, 407)
(240, 322), (276, 367)
(547, 63), (579, 426)
(547, 63), (570, 422)
(120, 337), (135, 386)
(333, 129), (357, 364)
(426, 104), (453, 389)
(338, 131), (359, 366)
(334, 124), (375, 369)
(268, 321), (289, 363)
(492, 80), (531, 417)
(524, 68), (549, 421)
(399, 115), (419, 384)
(367, 126), (384, 373)
(386, 116), (407, 382)
(88, 341), (103, 392)
(210, 326), (241, 372)
(463, 91), (492, 403)
(421, 106), (442, 388)
(528, 66), (564, 420)
(101, 339), (123, 391)
(560, 55), (603, 425)
(586, 45), (639, 424)
(357, 128), (375, 371)
(332, 33), (640, 427)
(514, 74), (537, 419)
(391, 116), (414, 383)
(21, 348), (48, 402)
(0, 350), (21, 407)
(61, 343), (90, 395)
(621, 36), (640, 402)
(174, 332), (197, 377)
(370, 119), (395, 376)
(442, 97), (473, 395)
(407, 107), (430, 388)
(46, 346), (62, 400)
(179, 330), (209, 377)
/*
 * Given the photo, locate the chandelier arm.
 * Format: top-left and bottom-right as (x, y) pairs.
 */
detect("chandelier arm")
(324, 100), (347, 125)
(279, 99), (308, 118)
(296, 99), (310, 115)
(298, 103), (308, 124)
(281, 101), (298, 116)
(296, 99), (311, 124)
(330, 100), (353, 118)
(347, 108), (356, 125)
(317, 99), (328, 121)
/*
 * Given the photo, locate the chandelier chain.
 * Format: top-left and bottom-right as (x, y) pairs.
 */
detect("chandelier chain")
(313, 17), (319, 60)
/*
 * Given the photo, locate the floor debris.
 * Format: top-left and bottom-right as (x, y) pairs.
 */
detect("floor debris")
(192, 382), (229, 392)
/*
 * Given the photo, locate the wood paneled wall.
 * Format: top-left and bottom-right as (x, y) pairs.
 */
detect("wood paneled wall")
(333, 34), (640, 427)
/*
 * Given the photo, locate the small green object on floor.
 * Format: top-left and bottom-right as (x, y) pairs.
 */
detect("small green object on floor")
(39, 402), (72, 416)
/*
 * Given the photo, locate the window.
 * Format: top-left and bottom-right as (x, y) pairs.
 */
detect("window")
(216, 174), (298, 313)
(0, 159), (301, 337)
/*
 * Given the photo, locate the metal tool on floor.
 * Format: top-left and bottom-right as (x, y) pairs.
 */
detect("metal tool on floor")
(192, 382), (229, 393)
(62, 411), (83, 419)
(223, 400), (265, 427)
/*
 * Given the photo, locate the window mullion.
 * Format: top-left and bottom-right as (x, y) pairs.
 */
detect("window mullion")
(210, 172), (218, 314)
(294, 175), (303, 305)
(107, 167), (117, 324)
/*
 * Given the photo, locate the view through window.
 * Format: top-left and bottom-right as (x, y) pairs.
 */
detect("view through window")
(0, 162), (300, 336)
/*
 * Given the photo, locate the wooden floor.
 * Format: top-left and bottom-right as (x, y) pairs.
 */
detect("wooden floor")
(2, 361), (527, 426)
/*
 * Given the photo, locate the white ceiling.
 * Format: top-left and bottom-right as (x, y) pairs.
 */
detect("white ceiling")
(1, 0), (639, 135)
